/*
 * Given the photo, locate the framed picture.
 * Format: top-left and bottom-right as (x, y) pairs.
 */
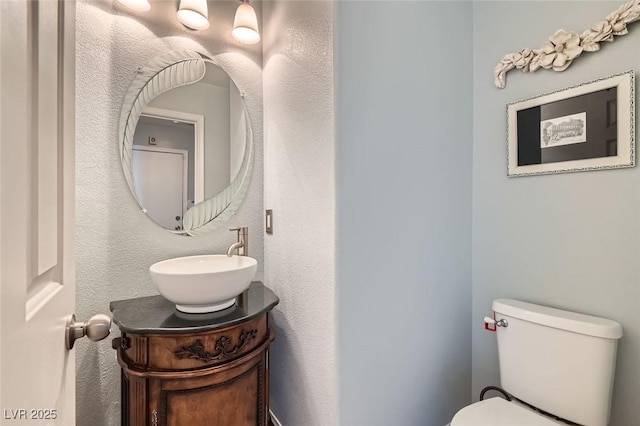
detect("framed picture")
(507, 70), (635, 177)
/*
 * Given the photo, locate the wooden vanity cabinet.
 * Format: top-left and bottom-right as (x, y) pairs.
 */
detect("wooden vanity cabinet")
(111, 283), (278, 426)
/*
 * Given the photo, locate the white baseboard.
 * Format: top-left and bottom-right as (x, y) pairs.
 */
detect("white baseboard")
(268, 410), (449, 426)
(269, 409), (283, 426)
(269, 410), (448, 426)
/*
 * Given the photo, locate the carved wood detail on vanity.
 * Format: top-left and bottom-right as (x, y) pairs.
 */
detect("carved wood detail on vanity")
(146, 315), (267, 371)
(119, 334), (148, 367)
(174, 329), (258, 363)
(120, 336), (131, 350)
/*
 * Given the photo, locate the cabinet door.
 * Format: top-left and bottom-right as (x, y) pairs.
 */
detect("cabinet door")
(151, 352), (268, 426)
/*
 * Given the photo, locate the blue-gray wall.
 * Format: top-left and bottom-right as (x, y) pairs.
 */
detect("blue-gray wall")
(472, 2), (640, 425)
(336, 2), (473, 424)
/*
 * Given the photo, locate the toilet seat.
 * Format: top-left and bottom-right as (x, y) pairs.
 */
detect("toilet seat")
(451, 397), (564, 426)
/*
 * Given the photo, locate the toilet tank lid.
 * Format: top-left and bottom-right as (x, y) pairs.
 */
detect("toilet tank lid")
(493, 299), (623, 339)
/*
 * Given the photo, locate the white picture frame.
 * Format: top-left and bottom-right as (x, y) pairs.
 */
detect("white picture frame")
(507, 70), (635, 177)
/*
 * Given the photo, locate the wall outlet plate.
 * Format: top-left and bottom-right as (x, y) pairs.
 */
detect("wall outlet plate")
(265, 209), (273, 234)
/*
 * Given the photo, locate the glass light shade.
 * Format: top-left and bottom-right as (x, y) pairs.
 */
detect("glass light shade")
(116, 0), (151, 12)
(232, 2), (260, 44)
(177, 0), (210, 31)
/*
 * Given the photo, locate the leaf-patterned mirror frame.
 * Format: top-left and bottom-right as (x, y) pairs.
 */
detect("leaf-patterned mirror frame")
(118, 50), (254, 236)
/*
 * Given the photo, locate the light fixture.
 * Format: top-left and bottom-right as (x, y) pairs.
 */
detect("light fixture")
(232, 1), (260, 45)
(116, 0), (151, 12)
(177, 0), (210, 31)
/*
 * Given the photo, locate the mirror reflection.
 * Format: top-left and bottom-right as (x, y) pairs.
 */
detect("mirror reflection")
(130, 62), (248, 232)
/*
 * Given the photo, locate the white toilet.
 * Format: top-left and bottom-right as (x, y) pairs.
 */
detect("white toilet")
(452, 299), (623, 426)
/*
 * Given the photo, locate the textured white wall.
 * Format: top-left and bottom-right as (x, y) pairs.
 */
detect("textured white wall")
(336, 2), (473, 425)
(472, 2), (640, 425)
(262, 1), (338, 424)
(75, 1), (263, 424)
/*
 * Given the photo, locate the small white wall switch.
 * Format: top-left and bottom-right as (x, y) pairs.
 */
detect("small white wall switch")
(265, 209), (273, 234)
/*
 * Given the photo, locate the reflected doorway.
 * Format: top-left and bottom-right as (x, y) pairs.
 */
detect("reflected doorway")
(132, 145), (189, 230)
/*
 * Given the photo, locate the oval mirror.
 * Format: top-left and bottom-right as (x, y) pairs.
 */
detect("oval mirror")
(119, 51), (253, 236)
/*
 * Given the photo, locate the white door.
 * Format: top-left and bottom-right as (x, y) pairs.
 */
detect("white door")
(1, 1), (77, 423)
(132, 147), (188, 230)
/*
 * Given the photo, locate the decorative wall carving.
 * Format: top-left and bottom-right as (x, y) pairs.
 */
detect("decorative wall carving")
(174, 329), (258, 363)
(494, 0), (640, 88)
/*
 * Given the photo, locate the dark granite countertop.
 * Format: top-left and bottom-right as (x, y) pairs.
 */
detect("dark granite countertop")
(110, 282), (279, 335)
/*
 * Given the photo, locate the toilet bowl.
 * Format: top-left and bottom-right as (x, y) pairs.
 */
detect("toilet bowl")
(451, 397), (565, 426)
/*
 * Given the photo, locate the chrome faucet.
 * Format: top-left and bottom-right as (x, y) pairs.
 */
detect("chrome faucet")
(227, 227), (248, 257)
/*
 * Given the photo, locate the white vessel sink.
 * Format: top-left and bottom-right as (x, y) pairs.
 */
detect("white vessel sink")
(149, 255), (258, 313)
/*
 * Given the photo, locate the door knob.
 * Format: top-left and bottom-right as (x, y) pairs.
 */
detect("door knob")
(65, 314), (112, 350)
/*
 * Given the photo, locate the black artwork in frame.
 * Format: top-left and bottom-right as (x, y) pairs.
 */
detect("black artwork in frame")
(517, 88), (618, 167)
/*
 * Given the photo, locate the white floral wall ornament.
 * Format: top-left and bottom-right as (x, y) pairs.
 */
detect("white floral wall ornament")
(494, 0), (640, 88)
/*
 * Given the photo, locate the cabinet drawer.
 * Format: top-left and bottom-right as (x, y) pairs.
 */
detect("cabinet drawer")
(146, 315), (268, 371)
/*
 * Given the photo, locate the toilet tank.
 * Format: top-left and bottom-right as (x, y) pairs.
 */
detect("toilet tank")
(493, 299), (622, 426)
